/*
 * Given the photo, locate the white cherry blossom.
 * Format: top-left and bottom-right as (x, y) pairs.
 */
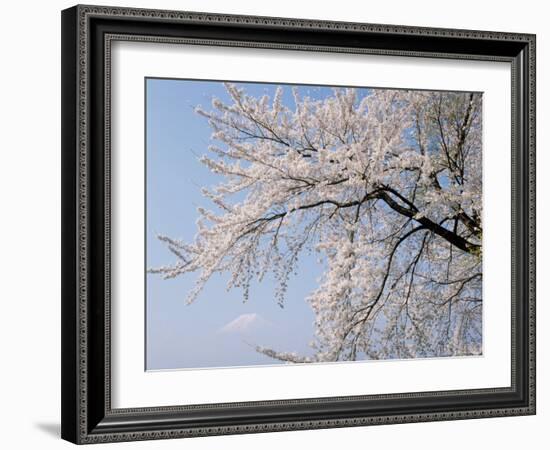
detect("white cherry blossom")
(150, 84), (483, 362)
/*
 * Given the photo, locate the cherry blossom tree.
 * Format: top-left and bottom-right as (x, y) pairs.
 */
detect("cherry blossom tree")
(150, 83), (483, 362)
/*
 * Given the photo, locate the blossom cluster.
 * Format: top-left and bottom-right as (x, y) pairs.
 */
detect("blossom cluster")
(150, 83), (483, 361)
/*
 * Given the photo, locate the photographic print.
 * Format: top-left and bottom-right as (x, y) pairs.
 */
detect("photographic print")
(146, 79), (483, 371)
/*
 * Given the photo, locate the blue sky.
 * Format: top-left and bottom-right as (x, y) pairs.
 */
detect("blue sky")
(145, 78), (354, 370)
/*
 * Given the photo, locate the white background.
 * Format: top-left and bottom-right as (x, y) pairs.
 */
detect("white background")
(0, 0), (546, 449)
(113, 42), (511, 408)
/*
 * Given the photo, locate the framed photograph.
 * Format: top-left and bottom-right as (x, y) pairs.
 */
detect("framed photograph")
(61, 4), (536, 444)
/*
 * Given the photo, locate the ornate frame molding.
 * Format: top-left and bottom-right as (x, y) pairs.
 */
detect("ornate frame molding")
(61, 4), (536, 444)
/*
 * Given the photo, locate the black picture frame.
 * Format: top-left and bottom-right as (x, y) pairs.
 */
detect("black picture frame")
(61, 4), (536, 444)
